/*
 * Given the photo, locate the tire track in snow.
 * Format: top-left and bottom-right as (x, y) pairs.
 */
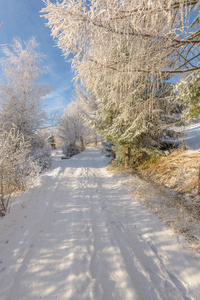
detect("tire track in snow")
(97, 170), (194, 300)
(4, 158), (82, 300)
(1, 148), (200, 300)
(86, 167), (187, 300)
(68, 153), (194, 300)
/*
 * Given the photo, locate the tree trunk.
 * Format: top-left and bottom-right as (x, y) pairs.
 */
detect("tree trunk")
(80, 136), (84, 151)
(125, 146), (130, 169)
(93, 134), (97, 147)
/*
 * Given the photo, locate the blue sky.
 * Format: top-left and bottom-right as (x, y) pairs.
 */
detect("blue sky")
(0, 0), (74, 114)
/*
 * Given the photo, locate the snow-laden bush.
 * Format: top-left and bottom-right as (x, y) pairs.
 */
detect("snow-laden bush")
(0, 127), (34, 215)
(102, 142), (115, 157)
(62, 144), (81, 157)
(31, 129), (53, 150)
(31, 149), (51, 173)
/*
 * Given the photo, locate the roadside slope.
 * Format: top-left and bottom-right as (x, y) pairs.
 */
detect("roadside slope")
(0, 148), (200, 300)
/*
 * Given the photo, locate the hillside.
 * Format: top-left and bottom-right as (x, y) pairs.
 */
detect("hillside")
(135, 123), (200, 251)
(141, 149), (200, 196)
(140, 122), (200, 195)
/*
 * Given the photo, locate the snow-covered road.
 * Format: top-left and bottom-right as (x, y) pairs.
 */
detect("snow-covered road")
(0, 148), (200, 300)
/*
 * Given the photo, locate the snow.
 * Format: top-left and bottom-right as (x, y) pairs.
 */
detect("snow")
(185, 123), (200, 150)
(0, 148), (200, 299)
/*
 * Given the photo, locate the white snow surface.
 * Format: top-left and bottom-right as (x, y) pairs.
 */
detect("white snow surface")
(185, 123), (200, 150)
(0, 148), (200, 300)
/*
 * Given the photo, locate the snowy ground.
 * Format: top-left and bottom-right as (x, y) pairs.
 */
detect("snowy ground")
(0, 148), (200, 300)
(185, 122), (200, 150)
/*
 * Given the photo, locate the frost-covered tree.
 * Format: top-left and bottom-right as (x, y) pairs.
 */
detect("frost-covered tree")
(41, 0), (200, 119)
(175, 2), (200, 120)
(175, 71), (200, 119)
(57, 106), (79, 146)
(41, 0), (200, 82)
(57, 100), (96, 149)
(76, 78), (174, 167)
(57, 102), (84, 147)
(0, 127), (34, 215)
(73, 86), (100, 145)
(0, 37), (51, 142)
(41, 0), (199, 166)
(48, 109), (62, 132)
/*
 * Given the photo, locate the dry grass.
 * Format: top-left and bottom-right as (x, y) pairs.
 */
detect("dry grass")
(141, 150), (200, 195)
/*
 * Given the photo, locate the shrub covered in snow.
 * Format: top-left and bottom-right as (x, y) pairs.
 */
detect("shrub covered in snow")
(0, 128), (52, 216)
(31, 149), (51, 173)
(62, 144), (81, 157)
(0, 128), (33, 215)
(102, 142), (115, 158)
